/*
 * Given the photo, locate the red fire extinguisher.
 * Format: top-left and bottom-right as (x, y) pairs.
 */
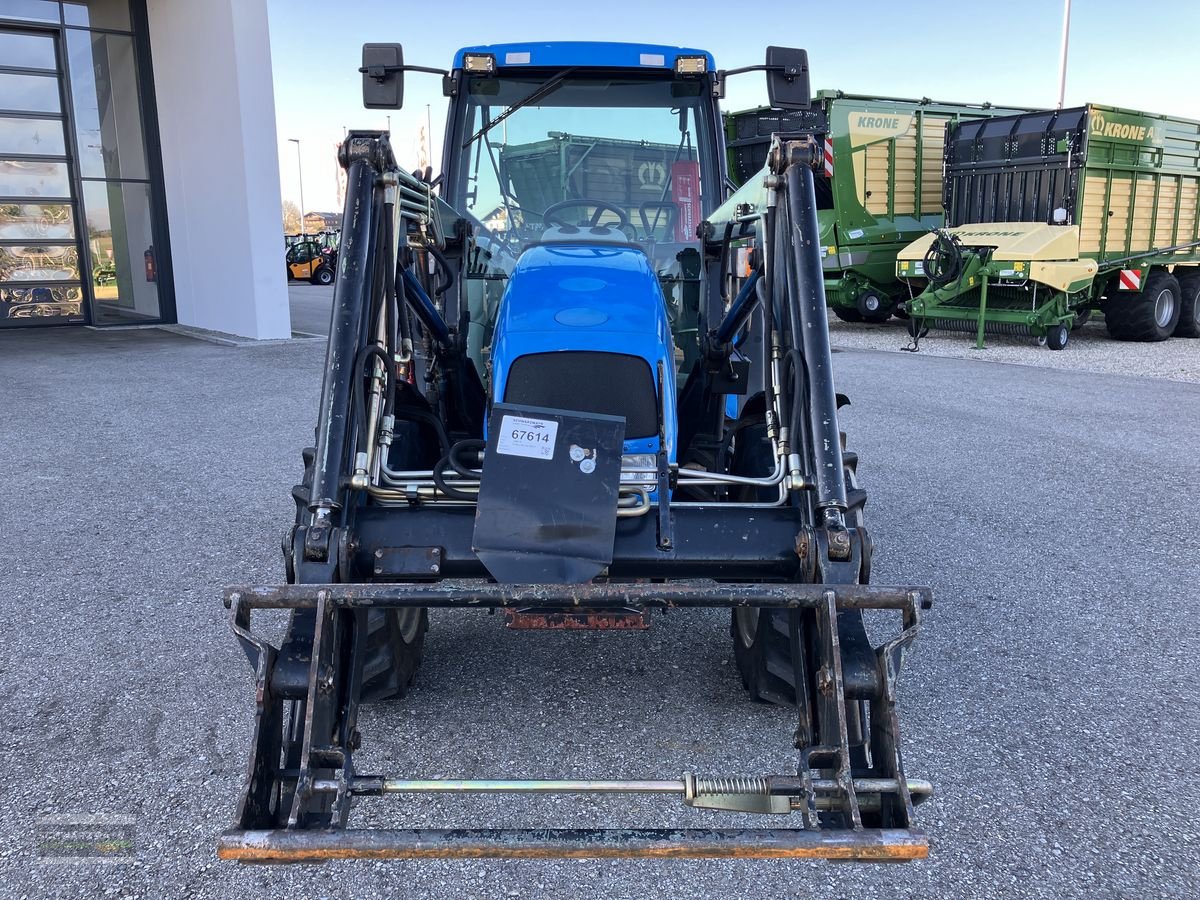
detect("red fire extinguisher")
(144, 245), (156, 282)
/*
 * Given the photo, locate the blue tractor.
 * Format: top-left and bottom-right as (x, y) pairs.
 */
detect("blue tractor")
(221, 41), (933, 862)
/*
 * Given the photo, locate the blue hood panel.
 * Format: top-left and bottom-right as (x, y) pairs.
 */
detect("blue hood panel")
(496, 244), (667, 336)
(489, 243), (677, 459)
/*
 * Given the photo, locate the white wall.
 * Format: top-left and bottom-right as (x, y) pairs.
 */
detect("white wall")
(146, 0), (290, 339)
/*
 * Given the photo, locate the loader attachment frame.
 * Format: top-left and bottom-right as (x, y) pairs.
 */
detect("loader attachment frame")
(220, 102), (933, 861)
(219, 581), (931, 862)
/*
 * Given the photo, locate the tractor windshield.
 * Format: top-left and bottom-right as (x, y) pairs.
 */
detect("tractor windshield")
(449, 72), (716, 371)
(451, 73), (713, 268)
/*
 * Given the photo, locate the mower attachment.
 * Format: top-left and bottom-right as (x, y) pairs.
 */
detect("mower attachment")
(219, 580), (931, 862)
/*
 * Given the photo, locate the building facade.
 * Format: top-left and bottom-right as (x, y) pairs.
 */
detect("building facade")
(303, 211), (341, 233)
(1, 0), (290, 338)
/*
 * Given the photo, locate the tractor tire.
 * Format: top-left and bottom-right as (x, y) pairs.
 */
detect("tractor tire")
(360, 607), (427, 703)
(311, 266), (335, 286)
(832, 306), (864, 323)
(732, 446), (868, 706)
(1103, 272), (1180, 341)
(291, 446), (427, 704)
(1175, 275), (1200, 338)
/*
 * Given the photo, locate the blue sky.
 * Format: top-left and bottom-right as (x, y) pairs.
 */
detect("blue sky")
(267, 0), (1200, 213)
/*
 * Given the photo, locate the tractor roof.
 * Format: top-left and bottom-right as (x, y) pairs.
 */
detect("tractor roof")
(452, 42), (714, 72)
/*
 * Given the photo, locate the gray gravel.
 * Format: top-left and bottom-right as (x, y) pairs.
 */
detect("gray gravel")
(1, 319), (1198, 898)
(829, 312), (1200, 383)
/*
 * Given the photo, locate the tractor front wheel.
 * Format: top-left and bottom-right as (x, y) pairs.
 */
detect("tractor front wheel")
(732, 446), (867, 706)
(360, 608), (427, 703)
(292, 446), (427, 703)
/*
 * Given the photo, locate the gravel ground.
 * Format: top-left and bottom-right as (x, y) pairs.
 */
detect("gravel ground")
(1, 323), (1198, 898)
(828, 313), (1200, 383)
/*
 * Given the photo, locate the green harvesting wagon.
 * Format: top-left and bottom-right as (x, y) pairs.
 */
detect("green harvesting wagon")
(726, 92), (1027, 322)
(897, 104), (1200, 349)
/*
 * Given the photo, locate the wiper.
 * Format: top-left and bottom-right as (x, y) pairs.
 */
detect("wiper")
(462, 68), (577, 148)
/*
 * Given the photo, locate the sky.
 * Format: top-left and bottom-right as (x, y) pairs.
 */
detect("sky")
(266, 0), (1200, 214)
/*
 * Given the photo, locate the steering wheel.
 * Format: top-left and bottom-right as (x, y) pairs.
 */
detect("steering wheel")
(543, 199), (632, 231)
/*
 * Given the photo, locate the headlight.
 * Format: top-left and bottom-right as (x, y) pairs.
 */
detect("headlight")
(674, 55), (708, 75)
(462, 53), (496, 73)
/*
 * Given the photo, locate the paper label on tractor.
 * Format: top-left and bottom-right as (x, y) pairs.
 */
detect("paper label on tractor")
(497, 415), (558, 460)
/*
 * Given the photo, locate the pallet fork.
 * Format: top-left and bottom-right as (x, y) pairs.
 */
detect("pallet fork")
(220, 581), (930, 861)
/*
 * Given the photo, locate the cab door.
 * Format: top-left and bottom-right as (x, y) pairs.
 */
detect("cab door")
(288, 242), (315, 279)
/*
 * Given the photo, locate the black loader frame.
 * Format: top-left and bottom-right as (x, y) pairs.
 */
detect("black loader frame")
(218, 131), (933, 862)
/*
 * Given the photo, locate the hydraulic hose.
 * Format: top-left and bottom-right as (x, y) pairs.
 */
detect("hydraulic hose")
(391, 397), (452, 457)
(447, 438), (485, 479)
(432, 456), (477, 501)
(717, 221), (735, 303)
(353, 343), (392, 447)
(432, 438), (486, 501)
(923, 230), (964, 289)
(427, 244), (456, 298)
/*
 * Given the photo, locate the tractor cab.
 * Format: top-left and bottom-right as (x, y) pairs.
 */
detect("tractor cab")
(438, 43), (727, 462)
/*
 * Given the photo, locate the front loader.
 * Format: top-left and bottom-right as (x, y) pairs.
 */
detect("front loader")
(218, 41), (933, 863)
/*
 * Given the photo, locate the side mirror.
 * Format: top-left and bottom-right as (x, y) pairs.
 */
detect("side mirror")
(362, 43), (404, 109)
(765, 46), (810, 110)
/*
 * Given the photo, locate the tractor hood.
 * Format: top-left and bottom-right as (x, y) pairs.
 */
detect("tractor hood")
(489, 242), (676, 457)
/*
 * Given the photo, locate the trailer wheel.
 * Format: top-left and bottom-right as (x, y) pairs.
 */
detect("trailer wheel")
(832, 306), (863, 323)
(732, 447), (867, 706)
(906, 317), (927, 339)
(1175, 275), (1200, 338)
(1103, 272), (1180, 341)
(856, 291), (892, 323)
(1045, 323), (1069, 351)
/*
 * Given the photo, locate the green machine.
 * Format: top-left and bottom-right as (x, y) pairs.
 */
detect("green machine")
(897, 104), (1200, 349)
(726, 92), (1027, 321)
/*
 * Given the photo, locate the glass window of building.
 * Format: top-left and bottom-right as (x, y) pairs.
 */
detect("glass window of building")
(0, 0), (170, 327)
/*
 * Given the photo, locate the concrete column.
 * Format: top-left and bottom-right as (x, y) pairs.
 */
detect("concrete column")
(145, 0), (290, 339)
